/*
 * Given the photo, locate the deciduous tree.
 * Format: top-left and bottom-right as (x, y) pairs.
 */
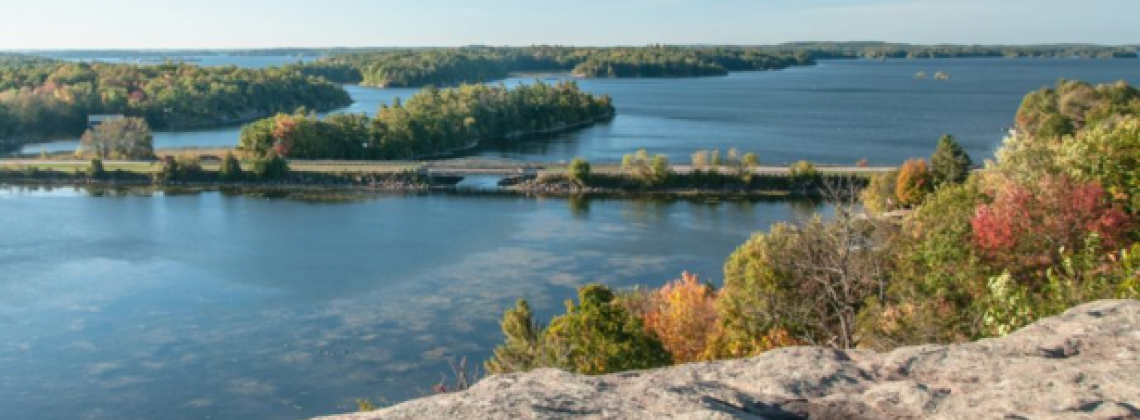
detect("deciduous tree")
(895, 159), (932, 207)
(79, 117), (154, 159)
(641, 272), (718, 363)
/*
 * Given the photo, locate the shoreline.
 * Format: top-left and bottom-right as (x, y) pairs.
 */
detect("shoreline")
(2, 101), (353, 156)
(406, 112), (616, 160)
(0, 175), (845, 200)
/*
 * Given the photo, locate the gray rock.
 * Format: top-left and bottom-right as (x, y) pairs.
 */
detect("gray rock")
(313, 300), (1140, 420)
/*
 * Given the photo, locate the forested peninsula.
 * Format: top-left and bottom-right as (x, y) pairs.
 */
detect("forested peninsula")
(295, 43), (1136, 87)
(770, 42), (1139, 59)
(239, 81), (614, 159)
(0, 55), (351, 152)
(296, 46), (815, 87)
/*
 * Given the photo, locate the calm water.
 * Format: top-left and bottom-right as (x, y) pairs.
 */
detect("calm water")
(0, 187), (823, 420)
(18, 85), (416, 155)
(19, 58), (1140, 165)
(4, 57), (1137, 420)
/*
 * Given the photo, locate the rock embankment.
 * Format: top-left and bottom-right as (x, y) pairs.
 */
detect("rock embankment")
(315, 300), (1139, 420)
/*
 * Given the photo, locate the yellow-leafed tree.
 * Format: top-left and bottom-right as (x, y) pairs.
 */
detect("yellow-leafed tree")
(642, 272), (718, 363)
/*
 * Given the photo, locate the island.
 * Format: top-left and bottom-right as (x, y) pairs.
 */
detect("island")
(239, 81), (614, 160)
(295, 46), (815, 87)
(0, 54), (351, 153)
(293, 43), (1137, 88)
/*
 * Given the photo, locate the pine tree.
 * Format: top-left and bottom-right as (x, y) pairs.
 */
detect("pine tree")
(87, 158), (105, 179)
(485, 299), (543, 374)
(930, 135), (972, 186)
(218, 152), (243, 182)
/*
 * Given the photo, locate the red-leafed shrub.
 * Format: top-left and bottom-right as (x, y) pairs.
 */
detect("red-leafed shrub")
(972, 175), (1132, 275)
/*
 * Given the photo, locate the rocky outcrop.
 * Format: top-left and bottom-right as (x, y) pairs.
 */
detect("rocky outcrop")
(315, 300), (1139, 420)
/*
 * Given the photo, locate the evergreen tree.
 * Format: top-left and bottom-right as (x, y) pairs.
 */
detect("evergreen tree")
(218, 152), (243, 182)
(87, 157), (105, 179)
(485, 299), (543, 374)
(930, 135), (972, 186)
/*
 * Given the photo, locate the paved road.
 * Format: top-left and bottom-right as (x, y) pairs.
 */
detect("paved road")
(0, 158), (898, 175)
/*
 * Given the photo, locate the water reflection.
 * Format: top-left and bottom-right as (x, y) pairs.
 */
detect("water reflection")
(0, 186), (828, 420)
(568, 194), (590, 218)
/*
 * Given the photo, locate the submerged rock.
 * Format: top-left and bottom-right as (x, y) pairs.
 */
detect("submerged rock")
(314, 300), (1139, 420)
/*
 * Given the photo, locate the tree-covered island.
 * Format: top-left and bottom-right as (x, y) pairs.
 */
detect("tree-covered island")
(239, 81), (614, 159)
(0, 56), (351, 152)
(294, 43), (1136, 87)
(294, 46), (815, 87)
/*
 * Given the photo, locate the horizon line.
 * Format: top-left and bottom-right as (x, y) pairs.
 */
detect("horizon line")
(4, 41), (1138, 53)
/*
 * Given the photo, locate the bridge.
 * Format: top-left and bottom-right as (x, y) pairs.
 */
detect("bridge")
(418, 159), (545, 178)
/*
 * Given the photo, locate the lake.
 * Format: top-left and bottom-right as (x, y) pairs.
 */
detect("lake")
(19, 58), (1140, 165)
(0, 187), (822, 420)
(3, 56), (1138, 420)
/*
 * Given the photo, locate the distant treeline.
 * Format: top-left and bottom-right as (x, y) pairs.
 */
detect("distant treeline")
(0, 57), (351, 150)
(570, 47), (812, 78)
(293, 46), (815, 87)
(0, 53), (57, 68)
(290, 43), (1136, 87)
(14, 42), (1136, 63)
(239, 81), (614, 159)
(26, 49), (328, 59)
(768, 42), (1139, 59)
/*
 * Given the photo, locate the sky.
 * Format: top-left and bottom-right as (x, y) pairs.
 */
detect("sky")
(1, 0), (1137, 50)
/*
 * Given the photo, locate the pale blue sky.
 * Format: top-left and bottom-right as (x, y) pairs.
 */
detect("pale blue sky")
(2, 0), (1136, 49)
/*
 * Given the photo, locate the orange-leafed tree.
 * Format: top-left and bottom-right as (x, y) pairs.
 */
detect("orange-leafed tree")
(895, 158), (933, 207)
(642, 272), (719, 363)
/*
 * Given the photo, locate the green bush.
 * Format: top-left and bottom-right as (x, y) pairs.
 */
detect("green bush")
(486, 284), (670, 375)
(160, 156), (203, 182)
(218, 152), (244, 182)
(251, 152), (289, 180)
(567, 158), (591, 187)
(87, 158), (105, 179)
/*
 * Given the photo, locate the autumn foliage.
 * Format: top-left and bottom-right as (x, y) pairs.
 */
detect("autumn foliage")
(489, 81), (1140, 381)
(972, 175), (1132, 275)
(895, 158), (933, 207)
(272, 115), (299, 157)
(641, 272), (719, 363)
